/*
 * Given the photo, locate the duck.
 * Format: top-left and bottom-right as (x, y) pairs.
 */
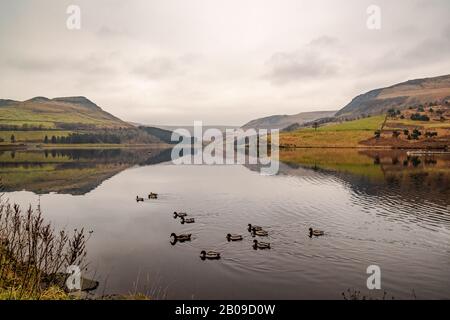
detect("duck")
(248, 224), (263, 232)
(253, 240), (271, 250)
(200, 250), (221, 260)
(170, 233), (192, 242)
(309, 227), (325, 237)
(252, 229), (268, 237)
(181, 217), (195, 224)
(226, 234), (243, 242)
(136, 196), (144, 202)
(148, 192), (158, 199)
(173, 211), (188, 218)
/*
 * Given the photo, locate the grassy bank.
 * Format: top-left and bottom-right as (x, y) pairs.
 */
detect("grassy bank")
(0, 200), (88, 300)
(280, 110), (450, 148)
(280, 115), (385, 148)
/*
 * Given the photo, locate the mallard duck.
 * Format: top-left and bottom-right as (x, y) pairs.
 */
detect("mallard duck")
(226, 234), (243, 241)
(173, 211), (188, 218)
(252, 229), (268, 237)
(136, 196), (144, 202)
(248, 224), (263, 232)
(170, 233), (191, 242)
(181, 217), (195, 224)
(309, 227), (325, 237)
(148, 192), (158, 199)
(253, 240), (271, 249)
(200, 250), (221, 260)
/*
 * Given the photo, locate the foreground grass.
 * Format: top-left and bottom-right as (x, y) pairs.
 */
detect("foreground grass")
(0, 201), (88, 300)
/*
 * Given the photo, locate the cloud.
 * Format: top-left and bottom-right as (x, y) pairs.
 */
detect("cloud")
(263, 36), (342, 85)
(3, 53), (119, 75)
(132, 54), (203, 80)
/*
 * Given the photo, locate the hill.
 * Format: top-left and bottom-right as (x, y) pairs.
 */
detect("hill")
(336, 74), (450, 118)
(0, 96), (132, 130)
(241, 110), (337, 130)
(138, 126), (181, 144)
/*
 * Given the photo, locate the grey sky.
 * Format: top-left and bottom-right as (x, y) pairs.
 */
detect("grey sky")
(0, 0), (449, 125)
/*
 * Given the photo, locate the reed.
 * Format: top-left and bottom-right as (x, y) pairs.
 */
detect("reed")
(0, 191), (89, 300)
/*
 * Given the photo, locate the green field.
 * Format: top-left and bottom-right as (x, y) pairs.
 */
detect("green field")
(280, 113), (450, 148)
(280, 116), (386, 148)
(305, 115), (385, 132)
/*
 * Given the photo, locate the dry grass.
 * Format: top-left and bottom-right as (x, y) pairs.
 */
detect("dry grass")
(0, 195), (90, 300)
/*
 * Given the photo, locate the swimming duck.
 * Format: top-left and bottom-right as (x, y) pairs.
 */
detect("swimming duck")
(252, 229), (268, 237)
(226, 234), (243, 242)
(181, 217), (195, 224)
(173, 211), (188, 218)
(136, 196), (144, 202)
(309, 228), (325, 237)
(170, 233), (192, 242)
(148, 192), (158, 199)
(253, 240), (271, 250)
(200, 250), (221, 260)
(248, 224), (263, 232)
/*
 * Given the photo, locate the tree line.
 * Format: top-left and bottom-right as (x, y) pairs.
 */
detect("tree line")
(44, 132), (121, 144)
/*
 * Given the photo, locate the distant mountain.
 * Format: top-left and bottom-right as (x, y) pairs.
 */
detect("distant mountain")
(336, 74), (450, 117)
(149, 125), (239, 134)
(241, 111), (337, 130)
(0, 96), (132, 129)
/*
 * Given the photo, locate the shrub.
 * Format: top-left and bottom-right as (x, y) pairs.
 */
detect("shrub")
(374, 130), (381, 139)
(410, 113), (430, 121)
(0, 200), (90, 300)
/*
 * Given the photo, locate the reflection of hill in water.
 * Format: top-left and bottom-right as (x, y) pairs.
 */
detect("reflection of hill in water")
(247, 149), (450, 209)
(0, 148), (172, 195)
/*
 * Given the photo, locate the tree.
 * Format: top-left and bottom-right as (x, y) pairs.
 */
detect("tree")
(374, 130), (381, 139)
(387, 108), (397, 117)
(44, 135), (49, 144)
(312, 122), (319, 131)
(10, 134), (15, 143)
(51, 136), (57, 144)
(411, 129), (421, 140)
(410, 113), (429, 121)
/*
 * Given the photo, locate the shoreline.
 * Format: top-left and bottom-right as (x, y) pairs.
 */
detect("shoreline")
(0, 143), (173, 151)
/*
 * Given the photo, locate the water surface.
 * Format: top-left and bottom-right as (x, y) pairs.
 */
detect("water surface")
(2, 148), (449, 299)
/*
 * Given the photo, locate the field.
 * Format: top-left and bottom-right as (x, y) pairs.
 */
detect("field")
(280, 115), (385, 148)
(280, 107), (450, 148)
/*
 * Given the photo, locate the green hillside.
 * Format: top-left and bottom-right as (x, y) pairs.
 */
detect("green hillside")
(0, 96), (132, 130)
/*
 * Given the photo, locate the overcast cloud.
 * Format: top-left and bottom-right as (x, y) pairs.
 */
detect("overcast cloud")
(0, 0), (449, 125)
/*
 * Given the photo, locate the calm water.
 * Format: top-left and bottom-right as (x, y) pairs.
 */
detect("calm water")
(1, 148), (449, 299)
